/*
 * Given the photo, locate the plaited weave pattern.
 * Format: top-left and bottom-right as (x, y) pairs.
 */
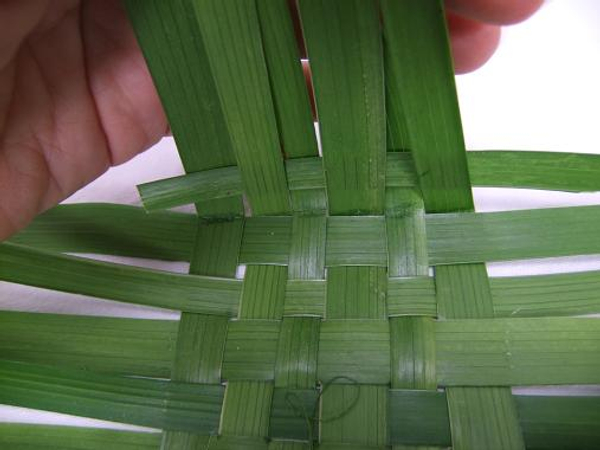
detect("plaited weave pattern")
(0, 1), (599, 450)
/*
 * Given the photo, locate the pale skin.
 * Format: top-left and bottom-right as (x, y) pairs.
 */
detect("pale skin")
(0, 0), (543, 240)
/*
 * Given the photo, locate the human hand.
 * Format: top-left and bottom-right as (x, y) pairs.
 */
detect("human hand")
(0, 0), (541, 240)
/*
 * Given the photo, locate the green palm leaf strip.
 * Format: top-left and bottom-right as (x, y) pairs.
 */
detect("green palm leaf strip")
(381, 0), (524, 447)
(137, 150), (600, 211)
(0, 360), (223, 433)
(0, 310), (176, 378)
(0, 243), (241, 315)
(0, 424), (160, 450)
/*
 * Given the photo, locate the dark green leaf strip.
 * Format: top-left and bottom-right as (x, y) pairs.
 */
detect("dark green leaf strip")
(300, 0), (386, 215)
(380, 0), (473, 213)
(193, 0), (290, 215)
(124, 0), (243, 217)
(387, 389), (600, 448)
(256, 0), (318, 159)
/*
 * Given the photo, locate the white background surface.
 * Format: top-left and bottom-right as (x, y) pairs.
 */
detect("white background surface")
(1, 0), (599, 428)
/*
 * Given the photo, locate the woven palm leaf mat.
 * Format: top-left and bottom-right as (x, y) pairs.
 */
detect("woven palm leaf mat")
(0, 1), (599, 449)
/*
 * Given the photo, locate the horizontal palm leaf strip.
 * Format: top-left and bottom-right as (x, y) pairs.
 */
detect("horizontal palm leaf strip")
(388, 389), (600, 449)
(0, 243), (241, 315)
(436, 317), (600, 385)
(0, 360), (224, 432)
(7, 203), (196, 260)
(2, 391), (597, 449)
(137, 151), (600, 211)
(388, 271), (600, 318)
(427, 204), (600, 264)
(0, 424), (161, 450)
(12, 204), (600, 266)
(0, 311), (177, 378)
(137, 165), (243, 212)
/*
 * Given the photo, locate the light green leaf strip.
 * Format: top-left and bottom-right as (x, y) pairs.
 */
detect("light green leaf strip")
(171, 314), (228, 385)
(434, 264), (522, 447)
(222, 321), (280, 381)
(239, 266), (287, 320)
(435, 263), (494, 320)
(326, 267), (387, 320)
(446, 387), (526, 450)
(138, 150), (600, 213)
(164, 218), (242, 446)
(274, 318), (320, 388)
(0, 360), (224, 432)
(491, 270), (600, 317)
(255, 0), (317, 159)
(269, 388), (319, 441)
(220, 381), (274, 438)
(239, 217), (292, 265)
(300, 2), (389, 444)
(279, 212), (322, 400)
(138, 166), (243, 213)
(325, 217), (387, 267)
(192, 0), (289, 215)
(389, 271), (600, 319)
(318, 320), (390, 385)
(0, 424), (161, 450)
(14, 203), (600, 267)
(468, 150), (600, 192)
(387, 277), (437, 317)
(288, 216), (326, 279)
(284, 280), (326, 317)
(427, 205), (600, 265)
(436, 317), (600, 386)
(388, 390), (451, 447)
(0, 243), (241, 315)
(8, 203), (196, 261)
(135, 149), (600, 214)
(320, 385), (388, 447)
(390, 318), (436, 390)
(299, 0), (386, 215)
(124, 0), (242, 217)
(385, 189), (428, 278)
(0, 310), (176, 378)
